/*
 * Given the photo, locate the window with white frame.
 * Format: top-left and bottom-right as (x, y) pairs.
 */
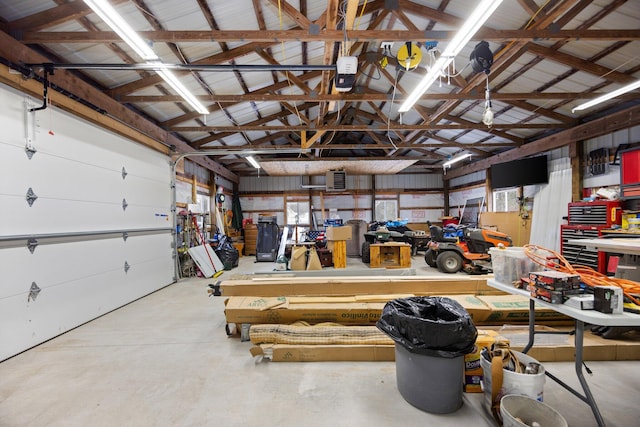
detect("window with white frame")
(375, 199), (398, 222)
(286, 200), (311, 242)
(493, 188), (519, 212)
(286, 201), (310, 226)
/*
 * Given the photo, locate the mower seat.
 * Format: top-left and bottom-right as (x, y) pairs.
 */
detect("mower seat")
(429, 225), (458, 243)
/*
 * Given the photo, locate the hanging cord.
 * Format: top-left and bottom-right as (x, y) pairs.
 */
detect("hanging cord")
(524, 244), (640, 306)
(385, 68), (400, 150)
(354, 0), (368, 32)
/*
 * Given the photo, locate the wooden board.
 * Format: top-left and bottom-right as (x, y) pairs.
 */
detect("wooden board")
(480, 211), (531, 246)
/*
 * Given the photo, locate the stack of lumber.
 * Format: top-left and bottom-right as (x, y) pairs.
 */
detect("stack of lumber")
(215, 275), (640, 362)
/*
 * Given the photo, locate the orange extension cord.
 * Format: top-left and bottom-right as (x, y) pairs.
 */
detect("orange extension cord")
(524, 244), (640, 307)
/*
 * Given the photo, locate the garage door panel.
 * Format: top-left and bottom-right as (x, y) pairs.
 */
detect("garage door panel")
(0, 258), (172, 362)
(1, 233), (173, 299)
(0, 195), (175, 235)
(7, 150), (171, 208)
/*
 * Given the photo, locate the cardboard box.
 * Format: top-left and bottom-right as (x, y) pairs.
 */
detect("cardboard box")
(441, 294), (492, 323)
(224, 296), (386, 325)
(622, 211), (640, 229)
(218, 276), (496, 297)
(529, 271), (581, 291)
(325, 225), (352, 240)
(251, 344), (395, 362)
(564, 295), (594, 310)
(477, 295), (571, 323)
(594, 286), (623, 314)
(464, 330), (508, 392)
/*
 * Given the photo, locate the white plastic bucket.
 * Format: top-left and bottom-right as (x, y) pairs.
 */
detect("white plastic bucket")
(501, 395), (568, 427)
(480, 350), (545, 412)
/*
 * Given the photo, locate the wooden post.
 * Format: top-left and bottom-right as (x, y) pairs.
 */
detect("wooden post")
(331, 240), (347, 268)
(570, 141), (584, 201)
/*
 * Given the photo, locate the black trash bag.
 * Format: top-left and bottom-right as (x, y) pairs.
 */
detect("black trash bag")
(377, 296), (477, 358)
(214, 235), (239, 270)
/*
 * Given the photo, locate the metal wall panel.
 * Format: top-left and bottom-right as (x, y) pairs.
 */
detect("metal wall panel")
(450, 170), (486, 187)
(376, 173), (442, 190)
(0, 84), (174, 361)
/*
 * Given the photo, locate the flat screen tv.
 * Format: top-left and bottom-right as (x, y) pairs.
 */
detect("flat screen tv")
(490, 155), (548, 189)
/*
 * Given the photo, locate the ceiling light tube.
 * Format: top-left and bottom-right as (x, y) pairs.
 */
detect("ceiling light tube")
(156, 69), (209, 114)
(84, 0), (208, 115)
(83, 0), (158, 61)
(572, 80), (640, 113)
(399, 0), (503, 113)
(246, 156), (261, 169)
(443, 153), (472, 167)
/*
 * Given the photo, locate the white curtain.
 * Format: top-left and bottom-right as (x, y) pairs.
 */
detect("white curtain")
(529, 158), (572, 252)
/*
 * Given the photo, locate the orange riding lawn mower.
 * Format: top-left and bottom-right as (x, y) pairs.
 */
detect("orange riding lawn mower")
(424, 222), (512, 274)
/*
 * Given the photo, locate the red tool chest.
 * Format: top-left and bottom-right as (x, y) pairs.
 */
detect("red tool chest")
(561, 201), (622, 273)
(567, 201), (622, 227)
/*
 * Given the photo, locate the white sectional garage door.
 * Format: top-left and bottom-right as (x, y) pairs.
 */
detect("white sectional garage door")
(0, 84), (175, 361)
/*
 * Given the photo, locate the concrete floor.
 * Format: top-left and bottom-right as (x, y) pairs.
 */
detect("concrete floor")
(1, 255), (639, 426)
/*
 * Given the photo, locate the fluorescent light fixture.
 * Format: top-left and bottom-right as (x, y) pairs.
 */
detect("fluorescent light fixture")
(84, 0), (208, 115)
(399, 0), (503, 113)
(443, 153), (472, 167)
(572, 80), (640, 113)
(246, 156), (261, 169)
(83, 0), (158, 60)
(156, 69), (209, 114)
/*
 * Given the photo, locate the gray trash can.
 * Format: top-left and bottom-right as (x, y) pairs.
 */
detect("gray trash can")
(377, 296), (478, 414)
(394, 343), (464, 413)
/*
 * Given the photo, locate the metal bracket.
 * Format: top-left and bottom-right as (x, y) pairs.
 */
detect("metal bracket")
(26, 187), (38, 206)
(208, 281), (222, 297)
(25, 145), (37, 159)
(28, 282), (41, 302)
(124, 261), (130, 273)
(122, 232), (129, 241)
(122, 166), (128, 179)
(122, 198), (128, 211)
(27, 238), (39, 254)
(28, 64), (54, 113)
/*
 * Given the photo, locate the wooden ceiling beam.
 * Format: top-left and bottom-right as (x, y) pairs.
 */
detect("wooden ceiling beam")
(20, 29), (640, 43)
(265, 0), (313, 29)
(171, 123), (567, 132)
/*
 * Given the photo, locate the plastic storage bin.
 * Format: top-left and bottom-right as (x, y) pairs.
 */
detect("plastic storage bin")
(490, 247), (537, 285)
